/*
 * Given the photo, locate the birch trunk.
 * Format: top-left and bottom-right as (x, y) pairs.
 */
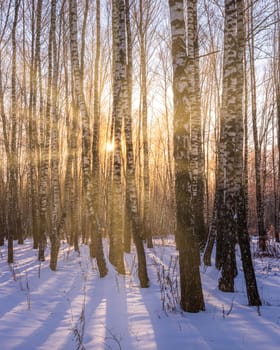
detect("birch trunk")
(217, 0), (238, 292)
(8, 0), (21, 263)
(124, 0), (133, 253)
(69, 0), (107, 277)
(35, 0), (48, 262)
(168, 0), (204, 312)
(110, 0), (126, 274)
(139, 0), (152, 248)
(248, 0), (266, 251)
(28, 0), (40, 250)
(49, 0), (60, 271)
(234, 0), (261, 305)
(91, 0), (102, 259)
(188, 0), (207, 249)
(124, 0), (149, 288)
(274, 0), (280, 242)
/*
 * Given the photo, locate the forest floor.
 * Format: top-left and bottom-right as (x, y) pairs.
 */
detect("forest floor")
(0, 237), (279, 350)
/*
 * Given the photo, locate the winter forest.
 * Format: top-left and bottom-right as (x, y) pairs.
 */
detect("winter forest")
(0, 0), (280, 349)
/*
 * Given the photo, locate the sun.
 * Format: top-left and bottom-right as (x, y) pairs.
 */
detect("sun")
(105, 142), (114, 152)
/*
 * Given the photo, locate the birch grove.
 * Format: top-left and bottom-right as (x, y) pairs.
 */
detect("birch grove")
(0, 0), (278, 311)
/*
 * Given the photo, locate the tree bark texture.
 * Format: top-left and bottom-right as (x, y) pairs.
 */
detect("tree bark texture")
(168, 0), (205, 312)
(188, 0), (207, 249)
(69, 0), (107, 277)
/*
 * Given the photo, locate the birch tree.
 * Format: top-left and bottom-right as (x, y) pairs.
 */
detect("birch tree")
(36, 0), (47, 262)
(124, 0), (133, 253)
(49, 0), (61, 271)
(91, 0), (101, 258)
(272, 0), (280, 242)
(0, 1), (12, 248)
(109, 0), (126, 274)
(168, 0), (205, 312)
(139, 0), (153, 247)
(28, 0), (40, 250)
(216, 0), (261, 306)
(60, 7), (79, 252)
(215, 0), (237, 281)
(7, 0), (21, 263)
(247, 0), (266, 251)
(69, 0), (107, 277)
(187, 0), (207, 248)
(124, 0), (149, 288)
(234, 0), (261, 305)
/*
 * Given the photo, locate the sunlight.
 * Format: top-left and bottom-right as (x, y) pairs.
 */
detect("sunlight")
(105, 142), (114, 152)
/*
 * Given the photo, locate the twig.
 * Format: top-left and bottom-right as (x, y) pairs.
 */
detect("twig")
(26, 271), (31, 310)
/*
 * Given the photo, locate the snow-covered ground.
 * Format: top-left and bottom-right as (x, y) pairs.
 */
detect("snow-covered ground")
(0, 237), (279, 350)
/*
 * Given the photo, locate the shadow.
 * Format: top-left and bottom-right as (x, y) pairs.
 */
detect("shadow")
(73, 263), (135, 350)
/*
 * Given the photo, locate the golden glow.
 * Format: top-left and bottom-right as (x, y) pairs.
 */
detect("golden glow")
(105, 142), (114, 152)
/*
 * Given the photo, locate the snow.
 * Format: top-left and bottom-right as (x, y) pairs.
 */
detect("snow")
(0, 238), (279, 350)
